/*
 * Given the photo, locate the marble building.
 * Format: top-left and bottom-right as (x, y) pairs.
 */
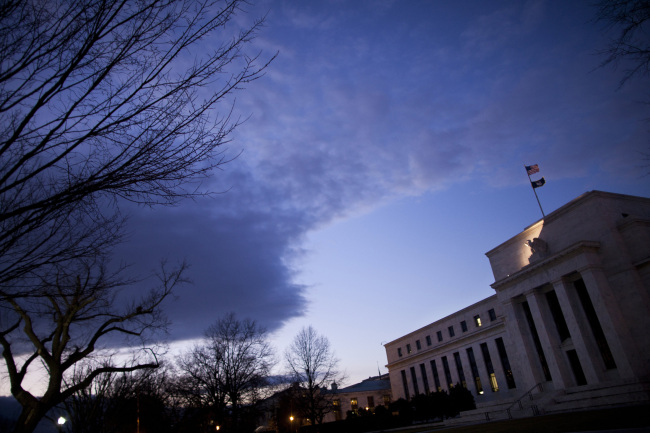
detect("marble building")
(384, 191), (650, 413)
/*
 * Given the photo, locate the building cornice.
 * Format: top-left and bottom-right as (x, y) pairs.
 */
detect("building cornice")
(385, 321), (505, 369)
(491, 240), (600, 291)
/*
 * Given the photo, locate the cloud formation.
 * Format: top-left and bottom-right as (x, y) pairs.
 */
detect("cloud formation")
(113, 0), (649, 342)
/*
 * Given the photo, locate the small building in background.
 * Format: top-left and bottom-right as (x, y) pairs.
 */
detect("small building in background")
(322, 374), (392, 422)
(385, 191), (650, 415)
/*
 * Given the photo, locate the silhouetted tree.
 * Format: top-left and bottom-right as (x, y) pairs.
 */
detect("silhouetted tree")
(177, 313), (275, 432)
(285, 326), (344, 428)
(0, 0), (273, 431)
(449, 383), (476, 412)
(595, 0), (650, 86)
(63, 363), (178, 433)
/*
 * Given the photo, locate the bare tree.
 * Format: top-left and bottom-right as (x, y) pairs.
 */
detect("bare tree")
(177, 313), (275, 432)
(62, 360), (179, 433)
(0, 1), (272, 432)
(0, 0), (273, 295)
(284, 326), (343, 427)
(595, 0), (650, 86)
(1, 260), (187, 433)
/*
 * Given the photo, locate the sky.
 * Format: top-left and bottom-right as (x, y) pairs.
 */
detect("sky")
(17, 0), (649, 392)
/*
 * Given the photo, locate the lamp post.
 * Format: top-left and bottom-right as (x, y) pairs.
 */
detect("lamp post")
(289, 415), (294, 433)
(57, 416), (66, 433)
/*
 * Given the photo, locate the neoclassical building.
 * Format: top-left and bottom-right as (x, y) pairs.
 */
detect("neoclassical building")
(384, 191), (650, 413)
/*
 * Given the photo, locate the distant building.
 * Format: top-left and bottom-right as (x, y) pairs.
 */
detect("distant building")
(385, 191), (650, 414)
(322, 374), (392, 423)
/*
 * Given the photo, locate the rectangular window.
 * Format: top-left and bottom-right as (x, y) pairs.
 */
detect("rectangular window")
(430, 360), (442, 392)
(441, 356), (453, 389)
(436, 331), (443, 342)
(495, 337), (516, 389)
(367, 396), (375, 409)
(416, 339), (421, 350)
(461, 320), (468, 332)
(448, 325), (455, 337)
(426, 335), (432, 346)
(398, 347), (402, 357)
(420, 363), (430, 394)
(480, 343), (498, 392)
(410, 366), (420, 395)
(406, 343), (412, 354)
(574, 278), (616, 369)
(333, 399), (341, 421)
(453, 352), (466, 388)
(546, 290), (570, 341)
(383, 394), (390, 407)
(400, 370), (410, 400)
(466, 347), (483, 395)
(474, 315), (482, 327)
(488, 308), (497, 321)
(351, 398), (358, 412)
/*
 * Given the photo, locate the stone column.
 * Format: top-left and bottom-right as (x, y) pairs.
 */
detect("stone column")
(579, 265), (634, 378)
(523, 289), (573, 389)
(502, 299), (540, 389)
(552, 277), (603, 384)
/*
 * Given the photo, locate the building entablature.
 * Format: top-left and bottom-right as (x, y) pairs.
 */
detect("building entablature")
(385, 296), (502, 364)
(385, 321), (506, 370)
(491, 241), (600, 292)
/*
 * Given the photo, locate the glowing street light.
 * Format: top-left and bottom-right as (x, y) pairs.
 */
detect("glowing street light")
(56, 417), (66, 432)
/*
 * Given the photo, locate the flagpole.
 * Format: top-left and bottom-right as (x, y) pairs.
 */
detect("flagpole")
(525, 165), (545, 218)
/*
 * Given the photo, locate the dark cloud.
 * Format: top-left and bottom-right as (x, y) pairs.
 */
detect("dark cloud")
(110, 0), (649, 344)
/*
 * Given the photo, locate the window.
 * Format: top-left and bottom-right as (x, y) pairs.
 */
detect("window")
(431, 359), (442, 392)
(400, 370), (410, 400)
(350, 398), (358, 412)
(426, 335), (432, 346)
(416, 339), (421, 350)
(367, 396), (375, 409)
(398, 347), (402, 357)
(466, 347), (483, 395)
(410, 366), (420, 395)
(474, 315), (482, 327)
(453, 352), (466, 388)
(441, 356), (453, 389)
(406, 343), (412, 354)
(461, 320), (468, 332)
(488, 308), (497, 321)
(480, 343), (498, 392)
(383, 394), (390, 407)
(495, 337), (516, 389)
(420, 363), (430, 394)
(333, 399), (341, 421)
(436, 331), (443, 342)
(448, 326), (455, 337)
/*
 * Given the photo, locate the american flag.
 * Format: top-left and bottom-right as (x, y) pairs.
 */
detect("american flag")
(525, 164), (539, 175)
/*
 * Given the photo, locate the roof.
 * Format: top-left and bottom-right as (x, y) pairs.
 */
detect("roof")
(327, 374), (390, 394)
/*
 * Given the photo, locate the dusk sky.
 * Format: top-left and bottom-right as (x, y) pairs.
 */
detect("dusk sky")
(112, 0), (650, 387)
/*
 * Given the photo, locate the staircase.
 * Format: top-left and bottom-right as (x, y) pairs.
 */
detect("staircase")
(443, 380), (650, 428)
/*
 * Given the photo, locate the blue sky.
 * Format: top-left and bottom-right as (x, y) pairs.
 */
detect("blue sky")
(109, 0), (650, 386)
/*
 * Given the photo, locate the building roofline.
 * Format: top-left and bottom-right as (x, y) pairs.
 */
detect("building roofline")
(485, 190), (650, 258)
(383, 294), (497, 347)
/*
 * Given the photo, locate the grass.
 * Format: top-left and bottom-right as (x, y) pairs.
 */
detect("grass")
(383, 405), (650, 433)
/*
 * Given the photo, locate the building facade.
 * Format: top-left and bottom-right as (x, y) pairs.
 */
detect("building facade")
(385, 191), (650, 411)
(322, 375), (392, 423)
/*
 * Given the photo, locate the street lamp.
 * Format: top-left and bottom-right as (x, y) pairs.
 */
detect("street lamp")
(57, 416), (66, 432)
(289, 415), (294, 433)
